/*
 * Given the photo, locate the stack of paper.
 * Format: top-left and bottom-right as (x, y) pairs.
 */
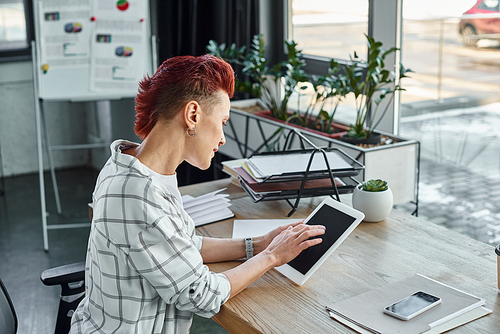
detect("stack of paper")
(182, 188), (234, 226)
(236, 165), (345, 201)
(326, 274), (491, 334)
(221, 159), (246, 186)
(244, 151), (353, 180)
(222, 151), (361, 203)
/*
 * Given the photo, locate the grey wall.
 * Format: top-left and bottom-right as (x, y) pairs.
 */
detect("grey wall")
(0, 61), (139, 178)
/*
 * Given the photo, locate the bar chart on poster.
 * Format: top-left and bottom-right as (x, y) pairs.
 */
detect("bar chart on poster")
(33, 0), (154, 101)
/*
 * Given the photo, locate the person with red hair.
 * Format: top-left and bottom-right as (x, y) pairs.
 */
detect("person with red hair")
(70, 55), (325, 334)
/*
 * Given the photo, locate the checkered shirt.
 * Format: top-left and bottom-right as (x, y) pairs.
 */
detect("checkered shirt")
(70, 140), (231, 334)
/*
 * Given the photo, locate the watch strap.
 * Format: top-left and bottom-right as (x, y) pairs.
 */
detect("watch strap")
(245, 237), (254, 260)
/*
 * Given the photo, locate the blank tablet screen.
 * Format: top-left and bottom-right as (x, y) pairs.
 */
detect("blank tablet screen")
(287, 204), (357, 275)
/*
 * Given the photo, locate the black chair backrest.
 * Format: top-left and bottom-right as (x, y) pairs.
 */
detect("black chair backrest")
(0, 278), (17, 334)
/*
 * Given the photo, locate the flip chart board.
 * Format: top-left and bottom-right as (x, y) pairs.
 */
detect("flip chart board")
(33, 0), (154, 101)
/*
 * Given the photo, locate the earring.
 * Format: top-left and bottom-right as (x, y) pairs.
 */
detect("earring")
(187, 127), (196, 137)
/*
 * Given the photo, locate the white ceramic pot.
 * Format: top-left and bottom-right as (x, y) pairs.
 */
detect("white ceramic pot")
(352, 184), (393, 222)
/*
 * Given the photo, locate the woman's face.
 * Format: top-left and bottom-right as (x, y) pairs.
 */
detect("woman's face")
(187, 90), (230, 170)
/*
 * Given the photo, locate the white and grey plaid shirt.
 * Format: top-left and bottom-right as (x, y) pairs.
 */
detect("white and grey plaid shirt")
(70, 140), (231, 334)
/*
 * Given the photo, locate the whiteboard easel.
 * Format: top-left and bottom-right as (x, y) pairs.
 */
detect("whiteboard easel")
(32, 0), (156, 250)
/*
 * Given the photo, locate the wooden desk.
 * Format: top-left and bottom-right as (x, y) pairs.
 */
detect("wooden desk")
(181, 179), (500, 333)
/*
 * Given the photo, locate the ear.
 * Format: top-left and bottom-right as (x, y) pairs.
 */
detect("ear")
(183, 100), (200, 130)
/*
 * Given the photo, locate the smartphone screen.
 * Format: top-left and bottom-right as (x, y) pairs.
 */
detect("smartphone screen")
(384, 291), (441, 320)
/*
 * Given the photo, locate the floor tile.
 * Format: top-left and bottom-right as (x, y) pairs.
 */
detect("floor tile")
(398, 103), (500, 246)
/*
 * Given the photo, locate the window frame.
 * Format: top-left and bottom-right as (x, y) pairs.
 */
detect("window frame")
(0, 0), (34, 62)
(285, 0), (369, 76)
(478, 0), (500, 11)
(280, 0), (402, 134)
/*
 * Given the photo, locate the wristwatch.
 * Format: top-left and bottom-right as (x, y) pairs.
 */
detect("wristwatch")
(245, 237), (254, 260)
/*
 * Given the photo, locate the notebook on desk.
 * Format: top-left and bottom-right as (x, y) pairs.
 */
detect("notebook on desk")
(326, 274), (491, 334)
(182, 188), (234, 226)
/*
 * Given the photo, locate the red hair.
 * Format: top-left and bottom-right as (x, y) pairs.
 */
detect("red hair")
(134, 55), (235, 139)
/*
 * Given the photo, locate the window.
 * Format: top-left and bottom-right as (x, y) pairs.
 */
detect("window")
(289, 0), (369, 62)
(478, 0), (499, 11)
(0, 0), (33, 60)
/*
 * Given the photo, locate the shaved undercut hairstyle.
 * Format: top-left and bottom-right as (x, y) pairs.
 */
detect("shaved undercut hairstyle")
(134, 55), (235, 139)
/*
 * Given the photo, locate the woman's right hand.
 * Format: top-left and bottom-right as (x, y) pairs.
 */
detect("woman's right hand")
(222, 223), (325, 299)
(263, 223), (326, 267)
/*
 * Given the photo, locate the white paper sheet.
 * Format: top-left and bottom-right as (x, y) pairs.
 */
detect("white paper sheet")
(232, 219), (303, 238)
(246, 151), (352, 179)
(39, 0), (91, 68)
(92, 0), (147, 19)
(89, 17), (147, 92)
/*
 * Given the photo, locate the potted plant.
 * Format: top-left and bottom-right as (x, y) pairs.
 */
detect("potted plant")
(342, 34), (412, 145)
(207, 35), (419, 211)
(207, 34), (308, 121)
(352, 179), (393, 222)
(206, 34), (348, 136)
(291, 59), (351, 135)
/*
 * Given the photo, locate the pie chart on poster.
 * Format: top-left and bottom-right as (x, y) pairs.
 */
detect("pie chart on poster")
(115, 46), (133, 57)
(116, 0), (129, 11)
(64, 22), (82, 33)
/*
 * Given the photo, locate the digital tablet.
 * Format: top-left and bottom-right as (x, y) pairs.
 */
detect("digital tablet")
(275, 197), (365, 285)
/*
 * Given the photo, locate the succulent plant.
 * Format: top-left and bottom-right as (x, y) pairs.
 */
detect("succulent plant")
(361, 179), (388, 192)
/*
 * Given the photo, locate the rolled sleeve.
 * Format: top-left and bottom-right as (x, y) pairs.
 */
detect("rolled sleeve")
(192, 234), (203, 252)
(179, 270), (231, 318)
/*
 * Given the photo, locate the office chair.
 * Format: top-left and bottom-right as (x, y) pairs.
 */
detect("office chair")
(37, 203), (91, 334)
(1, 200), (89, 334)
(41, 262), (86, 334)
(0, 277), (17, 334)
(0, 262), (85, 334)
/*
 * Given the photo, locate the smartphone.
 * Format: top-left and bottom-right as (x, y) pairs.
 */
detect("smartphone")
(384, 291), (441, 321)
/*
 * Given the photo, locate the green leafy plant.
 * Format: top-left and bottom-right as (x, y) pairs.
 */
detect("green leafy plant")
(361, 179), (388, 192)
(290, 59), (351, 134)
(207, 34), (412, 141)
(346, 34), (412, 140)
(207, 34), (309, 121)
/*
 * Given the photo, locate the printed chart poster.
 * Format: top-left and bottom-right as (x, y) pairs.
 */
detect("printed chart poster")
(89, 18), (147, 92)
(39, 0), (91, 68)
(92, 0), (147, 19)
